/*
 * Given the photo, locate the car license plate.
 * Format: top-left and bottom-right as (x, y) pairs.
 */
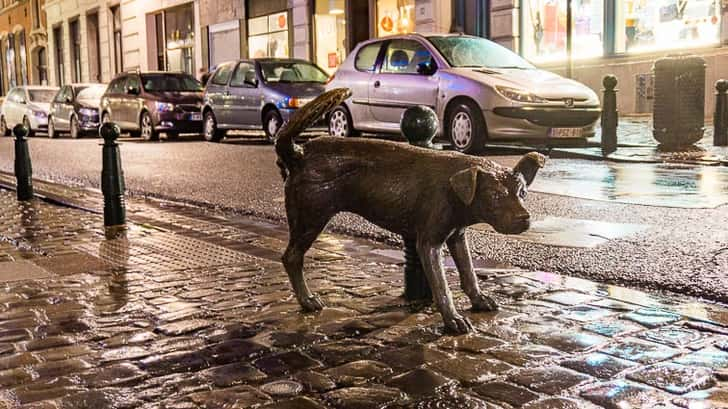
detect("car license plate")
(190, 112), (202, 121)
(549, 128), (583, 138)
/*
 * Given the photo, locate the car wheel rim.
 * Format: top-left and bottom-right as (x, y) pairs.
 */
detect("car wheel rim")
(451, 112), (472, 149)
(142, 115), (152, 139)
(205, 115), (215, 139)
(267, 116), (279, 138)
(330, 111), (348, 137)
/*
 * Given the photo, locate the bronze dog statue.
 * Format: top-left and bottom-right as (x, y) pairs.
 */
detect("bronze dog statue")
(275, 88), (545, 334)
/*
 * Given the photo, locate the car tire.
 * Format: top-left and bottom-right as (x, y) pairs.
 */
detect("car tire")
(22, 117), (34, 137)
(48, 116), (57, 139)
(328, 106), (359, 138)
(140, 111), (158, 141)
(447, 101), (486, 154)
(203, 111), (223, 142)
(263, 109), (282, 143)
(70, 116), (80, 139)
(0, 116), (8, 137)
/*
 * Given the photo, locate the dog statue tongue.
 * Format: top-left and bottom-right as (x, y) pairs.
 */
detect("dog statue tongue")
(276, 88), (546, 334)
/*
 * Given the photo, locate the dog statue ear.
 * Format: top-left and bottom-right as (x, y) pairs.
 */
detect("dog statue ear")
(514, 152), (546, 186)
(450, 166), (479, 206)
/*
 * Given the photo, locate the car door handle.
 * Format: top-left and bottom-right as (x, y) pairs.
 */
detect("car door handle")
(373, 81), (381, 88)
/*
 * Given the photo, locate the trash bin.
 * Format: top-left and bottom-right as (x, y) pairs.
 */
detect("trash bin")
(652, 54), (706, 147)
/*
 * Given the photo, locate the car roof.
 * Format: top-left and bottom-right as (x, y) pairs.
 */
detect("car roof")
(357, 32), (479, 45)
(16, 85), (59, 90)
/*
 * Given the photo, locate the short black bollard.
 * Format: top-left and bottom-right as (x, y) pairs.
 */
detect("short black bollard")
(100, 122), (127, 239)
(13, 124), (33, 201)
(714, 80), (728, 146)
(601, 75), (619, 155)
(399, 105), (438, 301)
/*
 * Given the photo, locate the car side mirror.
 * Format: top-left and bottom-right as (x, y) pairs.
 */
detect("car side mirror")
(65, 96), (73, 104)
(126, 86), (140, 95)
(417, 60), (436, 76)
(18, 98), (26, 104)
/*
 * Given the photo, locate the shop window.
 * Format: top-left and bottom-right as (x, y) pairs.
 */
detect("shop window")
(376, 0), (414, 37)
(616, 0), (721, 54)
(522, 0), (604, 62)
(163, 3), (196, 75)
(70, 20), (81, 82)
(248, 12), (289, 58)
(314, 0), (346, 74)
(6, 34), (16, 88)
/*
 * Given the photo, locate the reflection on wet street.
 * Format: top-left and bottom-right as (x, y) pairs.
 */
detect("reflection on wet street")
(532, 160), (728, 208)
(2, 188), (728, 408)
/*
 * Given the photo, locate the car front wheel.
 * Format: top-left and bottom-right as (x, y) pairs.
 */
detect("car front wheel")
(263, 110), (282, 143)
(447, 102), (486, 154)
(140, 112), (158, 141)
(203, 111), (223, 142)
(328, 106), (359, 138)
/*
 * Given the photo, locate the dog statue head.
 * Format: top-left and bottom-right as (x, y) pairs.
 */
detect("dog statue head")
(450, 152), (546, 234)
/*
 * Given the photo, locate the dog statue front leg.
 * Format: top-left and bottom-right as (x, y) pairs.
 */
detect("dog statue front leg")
(417, 240), (473, 334)
(446, 230), (498, 312)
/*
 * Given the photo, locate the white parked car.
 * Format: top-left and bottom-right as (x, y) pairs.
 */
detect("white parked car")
(1, 86), (59, 136)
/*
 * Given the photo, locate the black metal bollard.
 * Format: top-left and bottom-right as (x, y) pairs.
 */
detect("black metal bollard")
(100, 122), (127, 239)
(601, 75), (619, 155)
(399, 106), (438, 301)
(13, 124), (33, 201)
(714, 80), (728, 146)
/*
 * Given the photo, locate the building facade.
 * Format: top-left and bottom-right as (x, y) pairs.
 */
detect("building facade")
(491, 0), (728, 115)
(0, 0), (47, 94)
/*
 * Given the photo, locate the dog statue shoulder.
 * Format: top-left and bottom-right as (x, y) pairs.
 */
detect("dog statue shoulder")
(275, 88), (546, 334)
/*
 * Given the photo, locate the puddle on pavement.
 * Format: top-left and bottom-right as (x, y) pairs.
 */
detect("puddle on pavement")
(532, 160), (728, 208)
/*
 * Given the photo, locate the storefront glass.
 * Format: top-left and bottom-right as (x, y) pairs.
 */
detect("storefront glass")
(164, 3), (196, 75)
(248, 12), (289, 58)
(522, 0), (604, 62)
(616, 0), (721, 54)
(314, 0), (347, 74)
(376, 0), (415, 37)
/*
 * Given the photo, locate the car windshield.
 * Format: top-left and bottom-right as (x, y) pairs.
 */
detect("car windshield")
(142, 74), (203, 92)
(77, 85), (107, 103)
(259, 61), (329, 84)
(428, 36), (535, 70)
(28, 90), (57, 103)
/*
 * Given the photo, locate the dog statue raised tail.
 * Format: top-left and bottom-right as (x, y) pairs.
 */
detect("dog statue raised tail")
(275, 88), (546, 334)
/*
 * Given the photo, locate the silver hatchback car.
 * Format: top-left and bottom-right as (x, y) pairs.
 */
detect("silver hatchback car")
(327, 33), (601, 154)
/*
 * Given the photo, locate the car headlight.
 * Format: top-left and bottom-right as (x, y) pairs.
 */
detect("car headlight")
(32, 110), (47, 118)
(495, 86), (546, 103)
(79, 108), (97, 117)
(155, 101), (175, 112)
(285, 97), (314, 108)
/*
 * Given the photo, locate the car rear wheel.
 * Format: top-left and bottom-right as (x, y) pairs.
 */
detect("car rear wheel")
(140, 111), (158, 141)
(263, 109), (282, 143)
(328, 106), (359, 137)
(70, 116), (80, 139)
(48, 116), (58, 139)
(0, 116), (8, 136)
(447, 101), (486, 154)
(23, 117), (34, 137)
(203, 111), (223, 142)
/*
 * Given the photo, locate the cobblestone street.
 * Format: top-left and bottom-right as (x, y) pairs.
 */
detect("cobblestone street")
(0, 180), (727, 408)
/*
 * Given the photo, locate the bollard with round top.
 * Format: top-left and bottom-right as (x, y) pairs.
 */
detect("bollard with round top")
(13, 124), (33, 201)
(399, 105), (437, 302)
(601, 75), (619, 155)
(714, 80), (728, 147)
(100, 122), (127, 239)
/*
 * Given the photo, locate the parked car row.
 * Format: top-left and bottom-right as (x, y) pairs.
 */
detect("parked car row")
(0, 33), (601, 154)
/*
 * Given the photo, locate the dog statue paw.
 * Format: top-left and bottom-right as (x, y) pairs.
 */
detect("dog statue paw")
(444, 314), (474, 334)
(300, 295), (326, 312)
(471, 293), (499, 312)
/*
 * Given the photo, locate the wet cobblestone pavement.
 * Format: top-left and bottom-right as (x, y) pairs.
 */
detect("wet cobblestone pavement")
(2, 184), (728, 408)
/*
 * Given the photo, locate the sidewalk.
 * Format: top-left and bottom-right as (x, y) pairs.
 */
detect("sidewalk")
(1, 179), (728, 408)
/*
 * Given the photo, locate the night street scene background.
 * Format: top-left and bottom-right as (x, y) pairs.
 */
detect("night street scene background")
(1, 0), (728, 408)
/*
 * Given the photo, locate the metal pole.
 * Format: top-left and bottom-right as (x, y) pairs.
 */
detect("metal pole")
(566, 0), (573, 79)
(601, 75), (619, 155)
(13, 124), (33, 201)
(100, 122), (127, 239)
(715, 80), (728, 146)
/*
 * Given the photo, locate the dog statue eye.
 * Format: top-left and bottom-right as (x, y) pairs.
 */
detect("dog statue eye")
(518, 187), (527, 199)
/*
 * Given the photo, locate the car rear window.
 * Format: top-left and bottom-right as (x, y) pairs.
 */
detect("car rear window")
(355, 42), (382, 72)
(142, 74), (203, 92)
